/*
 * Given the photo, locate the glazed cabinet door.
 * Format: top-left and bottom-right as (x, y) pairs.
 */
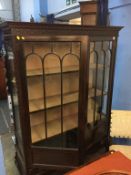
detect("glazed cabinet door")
(86, 37), (117, 155)
(17, 35), (88, 168)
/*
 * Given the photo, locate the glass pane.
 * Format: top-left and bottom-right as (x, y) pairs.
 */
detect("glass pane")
(8, 50), (24, 155)
(24, 41), (80, 149)
(25, 44), (45, 144)
(44, 54), (61, 143)
(87, 41), (112, 146)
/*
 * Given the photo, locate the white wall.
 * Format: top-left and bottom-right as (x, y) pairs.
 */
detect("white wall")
(33, 0), (40, 21)
(47, 0), (69, 14)
(109, 0), (131, 110)
(39, 0), (48, 16)
(0, 0), (13, 21)
(20, 0), (40, 22)
(20, 0), (34, 22)
(0, 138), (6, 175)
(109, 0), (131, 9)
(47, 0), (66, 14)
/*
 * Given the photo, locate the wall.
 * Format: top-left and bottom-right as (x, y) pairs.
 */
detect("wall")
(20, 0), (40, 22)
(47, 0), (79, 15)
(0, 139), (6, 175)
(0, 0), (13, 21)
(20, 0), (34, 22)
(39, 0), (48, 16)
(12, 0), (20, 21)
(109, 0), (131, 110)
(46, 0), (80, 20)
(47, 0), (67, 14)
(33, 0), (40, 21)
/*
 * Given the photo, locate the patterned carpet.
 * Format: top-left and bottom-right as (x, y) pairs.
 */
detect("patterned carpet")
(0, 100), (10, 134)
(1, 134), (20, 175)
(0, 137), (6, 175)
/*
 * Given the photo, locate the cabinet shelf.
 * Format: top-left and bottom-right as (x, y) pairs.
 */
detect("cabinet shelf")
(26, 64), (109, 77)
(31, 111), (106, 143)
(27, 65), (79, 77)
(90, 64), (109, 69)
(88, 88), (107, 98)
(29, 91), (78, 113)
(31, 113), (77, 143)
(29, 89), (107, 113)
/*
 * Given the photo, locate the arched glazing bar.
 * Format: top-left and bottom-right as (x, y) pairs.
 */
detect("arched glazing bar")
(90, 42), (99, 125)
(25, 52), (42, 61)
(25, 52), (44, 142)
(50, 42), (54, 53)
(98, 40), (112, 120)
(62, 52), (80, 62)
(100, 41), (107, 120)
(105, 41), (112, 116)
(61, 52), (80, 140)
(42, 52), (61, 139)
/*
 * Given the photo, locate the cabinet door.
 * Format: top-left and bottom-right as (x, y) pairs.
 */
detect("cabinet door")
(18, 35), (88, 167)
(87, 39), (114, 151)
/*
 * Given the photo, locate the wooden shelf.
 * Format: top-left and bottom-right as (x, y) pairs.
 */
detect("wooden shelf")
(31, 113), (78, 143)
(27, 65), (79, 77)
(29, 89), (107, 113)
(26, 64), (109, 77)
(88, 88), (107, 98)
(31, 111), (106, 143)
(90, 64), (109, 69)
(31, 109), (107, 143)
(29, 91), (78, 113)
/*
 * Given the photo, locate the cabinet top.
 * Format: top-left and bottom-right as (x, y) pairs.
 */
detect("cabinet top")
(0, 21), (122, 37)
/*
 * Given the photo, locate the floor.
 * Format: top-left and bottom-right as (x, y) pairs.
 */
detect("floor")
(0, 99), (20, 175)
(0, 99), (131, 175)
(1, 133), (20, 175)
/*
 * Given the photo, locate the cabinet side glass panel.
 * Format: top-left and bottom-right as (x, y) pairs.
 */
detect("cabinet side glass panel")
(24, 41), (80, 149)
(8, 48), (24, 157)
(87, 41), (112, 148)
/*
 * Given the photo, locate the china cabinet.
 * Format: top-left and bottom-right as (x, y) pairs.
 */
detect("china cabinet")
(0, 22), (121, 175)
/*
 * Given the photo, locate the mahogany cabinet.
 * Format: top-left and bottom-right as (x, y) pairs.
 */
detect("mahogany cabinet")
(0, 22), (121, 175)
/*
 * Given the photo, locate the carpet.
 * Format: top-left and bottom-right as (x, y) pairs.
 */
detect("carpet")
(0, 100), (10, 134)
(0, 137), (6, 175)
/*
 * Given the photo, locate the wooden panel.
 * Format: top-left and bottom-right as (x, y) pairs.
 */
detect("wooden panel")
(82, 14), (97, 26)
(80, 2), (98, 13)
(32, 147), (79, 166)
